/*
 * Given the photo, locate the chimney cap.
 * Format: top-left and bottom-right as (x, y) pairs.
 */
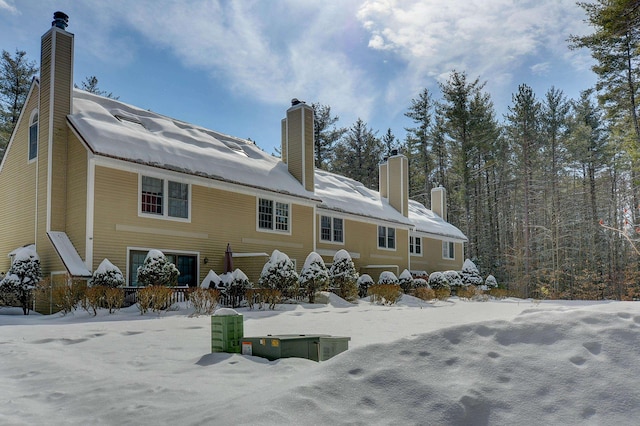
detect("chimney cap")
(390, 149), (399, 156)
(52, 11), (69, 29)
(291, 98), (305, 106)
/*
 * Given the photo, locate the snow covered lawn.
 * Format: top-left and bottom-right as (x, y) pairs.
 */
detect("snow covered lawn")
(2, 295), (640, 425)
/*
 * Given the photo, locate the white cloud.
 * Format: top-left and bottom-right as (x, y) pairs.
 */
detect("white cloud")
(531, 62), (551, 76)
(0, 0), (17, 14)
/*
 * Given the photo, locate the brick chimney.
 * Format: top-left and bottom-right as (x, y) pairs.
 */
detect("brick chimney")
(282, 99), (314, 192)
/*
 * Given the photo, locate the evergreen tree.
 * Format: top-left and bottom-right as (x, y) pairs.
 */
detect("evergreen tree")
(0, 247), (41, 315)
(91, 259), (125, 288)
(136, 250), (179, 287)
(259, 250), (299, 296)
(0, 49), (38, 156)
(312, 103), (345, 170)
(299, 252), (329, 303)
(404, 88), (435, 202)
(329, 249), (359, 302)
(331, 118), (383, 189)
(75, 75), (119, 99)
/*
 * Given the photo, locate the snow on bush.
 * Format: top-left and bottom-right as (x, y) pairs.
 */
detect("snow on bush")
(461, 259), (483, 287)
(357, 274), (374, 298)
(91, 259), (124, 288)
(428, 271), (450, 290)
(136, 250), (179, 287)
(378, 271), (399, 285)
(0, 247), (42, 314)
(485, 274), (498, 289)
(299, 252), (329, 304)
(200, 270), (221, 289)
(444, 270), (463, 288)
(259, 250), (299, 297)
(413, 278), (429, 288)
(218, 269), (252, 308)
(398, 269), (414, 293)
(329, 249), (359, 302)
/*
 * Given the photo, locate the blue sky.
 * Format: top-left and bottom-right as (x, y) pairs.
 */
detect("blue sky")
(1, 0), (597, 156)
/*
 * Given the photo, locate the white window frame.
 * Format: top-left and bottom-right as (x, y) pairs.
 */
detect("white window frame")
(410, 236), (422, 256)
(320, 215), (344, 244)
(378, 225), (396, 250)
(28, 109), (38, 162)
(442, 241), (455, 260)
(138, 174), (191, 222)
(257, 197), (291, 234)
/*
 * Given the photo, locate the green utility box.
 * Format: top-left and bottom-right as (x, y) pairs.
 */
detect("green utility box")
(241, 334), (350, 362)
(211, 312), (244, 353)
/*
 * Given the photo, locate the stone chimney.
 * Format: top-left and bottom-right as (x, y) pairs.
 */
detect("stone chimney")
(383, 150), (408, 217)
(431, 186), (447, 220)
(282, 99), (314, 192)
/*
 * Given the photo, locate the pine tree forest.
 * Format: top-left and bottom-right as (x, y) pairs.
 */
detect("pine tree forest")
(316, 1), (640, 300)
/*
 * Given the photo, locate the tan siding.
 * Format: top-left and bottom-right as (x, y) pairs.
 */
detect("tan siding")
(280, 118), (287, 164)
(65, 133), (87, 256)
(287, 108), (303, 184)
(303, 106), (314, 192)
(411, 237), (464, 273)
(387, 155), (408, 217)
(92, 166), (314, 284)
(0, 89), (40, 273)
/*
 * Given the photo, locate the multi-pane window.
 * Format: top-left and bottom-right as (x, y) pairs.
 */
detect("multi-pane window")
(129, 250), (197, 287)
(168, 181), (188, 218)
(28, 110), (38, 160)
(442, 241), (455, 260)
(258, 198), (289, 232)
(410, 236), (422, 255)
(141, 176), (163, 215)
(320, 216), (344, 243)
(378, 226), (395, 249)
(141, 175), (189, 219)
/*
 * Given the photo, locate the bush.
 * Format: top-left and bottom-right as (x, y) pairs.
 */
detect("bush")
(444, 270), (463, 288)
(82, 286), (124, 315)
(434, 287), (451, 301)
(368, 284), (403, 305)
(357, 274), (374, 298)
(189, 288), (220, 316)
(137, 250), (179, 287)
(456, 285), (477, 300)
(91, 259), (125, 288)
(414, 287), (435, 301)
(259, 250), (299, 300)
(299, 252), (329, 303)
(413, 278), (429, 288)
(53, 280), (87, 315)
(485, 274), (498, 290)
(378, 271), (399, 285)
(219, 269), (252, 308)
(137, 285), (173, 314)
(398, 269), (414, 293)
(428, 272), (450, 290)
(0, 247), (42, 314)
(104, 287), (124, 313)
(461, 259), (483, 287)
(329, 249), (359, 302)
(246, 288), (281, 310)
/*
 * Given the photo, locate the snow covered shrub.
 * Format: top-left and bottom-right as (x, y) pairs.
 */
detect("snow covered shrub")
(428, 272), (451, 300)
(461, 259), (483, 287)
(329, 249), (359, 302)
(246, 288), (281, 310)
(456, 285), (477, 300)
(413, 278), (429, 288)
(357, 274), (374, 298)
(259, 250), (299, 299)
(200, 270), (221, 289)
(378, 271), (399, 285)
(299, 252), (329, 303)
(225, 269), (252, 308)
(368, 284), (403, 305)
(444, 270), (463, 288)
(136, 250), (179, 287)
(0, 247), (42, 314)
(104, 287), (124, 313)
(91, 259), (125, 288)
(398, 269), (414, 293)
(485, 274), (498, 290)
(189, 288), (220, 316)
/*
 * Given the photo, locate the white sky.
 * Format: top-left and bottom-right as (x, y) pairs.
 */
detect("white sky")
(0, 0), (597, 154)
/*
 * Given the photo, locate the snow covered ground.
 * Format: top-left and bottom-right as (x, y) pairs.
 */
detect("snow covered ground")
(2, 294), (640, 425)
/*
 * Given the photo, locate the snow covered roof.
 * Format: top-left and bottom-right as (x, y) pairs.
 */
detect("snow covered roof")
(314, 169), (413, 227)
(47, 231), (92, 277)
(408, 200), (468, 242)
(68, 90), (318, 201)
(67, 90), (465, 239)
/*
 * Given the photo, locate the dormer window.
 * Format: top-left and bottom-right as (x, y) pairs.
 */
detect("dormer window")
(28, 110), (38, 161)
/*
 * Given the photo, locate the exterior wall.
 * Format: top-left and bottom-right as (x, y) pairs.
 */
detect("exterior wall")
(91, 165), (314, 285)
(36, 26), (73, 275)
(65, 132), (87, 259)
(387, 155), (408, 217)
(285, 104), (314, 192)
(0, 86), (40, 274)
(409, 236), (464, 274)
(315, 213), (410, 281)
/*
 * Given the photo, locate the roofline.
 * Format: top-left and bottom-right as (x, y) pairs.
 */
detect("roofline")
(316, 205), (413, 229)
